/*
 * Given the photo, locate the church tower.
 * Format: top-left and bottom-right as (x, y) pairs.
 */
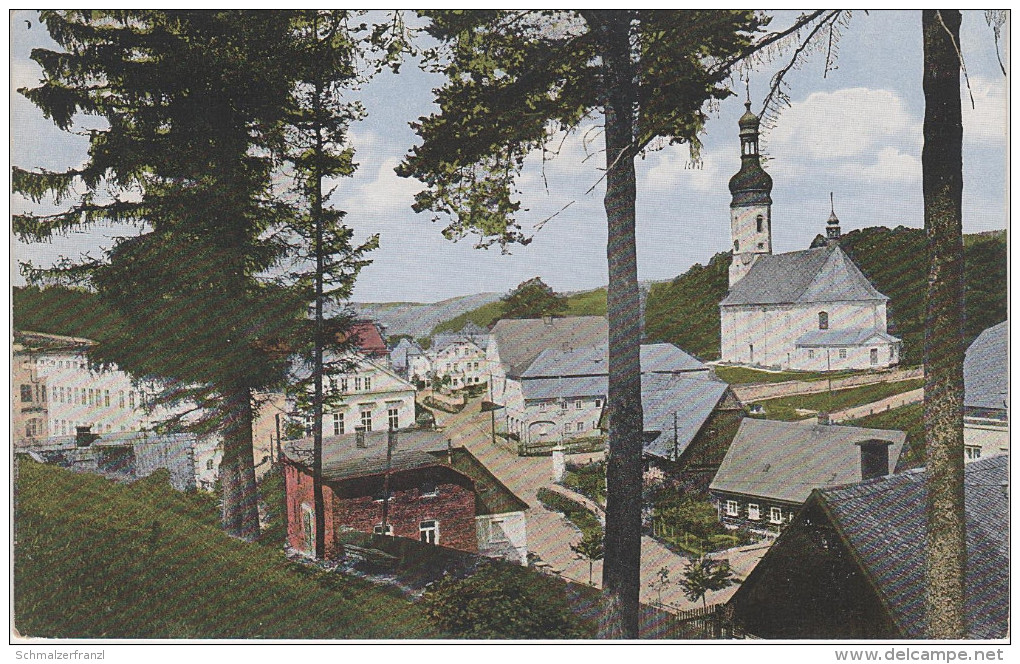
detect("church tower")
(728, 101), (774, 287)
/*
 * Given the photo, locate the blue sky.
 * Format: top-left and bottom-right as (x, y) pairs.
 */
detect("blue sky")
(10, 10), (1009, 303)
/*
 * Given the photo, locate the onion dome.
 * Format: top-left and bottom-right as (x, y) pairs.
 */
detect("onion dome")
(729, 102), (773, 207)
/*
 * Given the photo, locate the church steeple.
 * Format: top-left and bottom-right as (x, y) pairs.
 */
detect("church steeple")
(826, 192), (841, 244)
(728, 99), (774, 288)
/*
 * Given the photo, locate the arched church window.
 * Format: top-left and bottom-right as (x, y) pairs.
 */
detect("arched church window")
(733, 240), (739, 252)
(756, 215), (764, 232)
(819, 311), (829, 330)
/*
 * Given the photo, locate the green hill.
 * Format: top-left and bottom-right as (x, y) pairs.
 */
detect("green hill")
(14, 460), (436, 639)
(644, 226), (1007, 362)
(431, 287), (608, 335)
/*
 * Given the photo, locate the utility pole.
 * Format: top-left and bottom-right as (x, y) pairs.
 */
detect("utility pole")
(672, 412), (679, 462)
(381, 428), (395, 533)
(275, 412), (282, 461)
(488, 372), (496, 446)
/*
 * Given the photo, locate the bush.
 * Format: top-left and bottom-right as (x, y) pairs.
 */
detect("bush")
(536, 488), (602, 538)
(562, 460), (606, 506)
(421, 563), (588, 638)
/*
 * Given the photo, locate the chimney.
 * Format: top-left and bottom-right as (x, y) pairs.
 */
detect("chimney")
(75, 425), (99, 448)
(355, 428), (366, 448)
(855, 439), (893, 481)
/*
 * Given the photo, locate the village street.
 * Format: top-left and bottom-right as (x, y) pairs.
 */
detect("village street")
(433, 396), (757, 611)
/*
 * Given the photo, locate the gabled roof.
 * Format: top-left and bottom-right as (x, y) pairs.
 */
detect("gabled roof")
(521, 375), (608, 401)
(720, 245), (888, 307)
(346, 321), (389, 357)
(964, 320), (1008, 411)
(813, 454), (1008, 639)
(710, 419), (906, 504)
(522, 342), (705, 379)
(640, 373), (730, 460)
(489, 316), (608, 378)
(389, 338), (424, 370)
(795, 328), (900, 348)
(282, 431), (527, 515)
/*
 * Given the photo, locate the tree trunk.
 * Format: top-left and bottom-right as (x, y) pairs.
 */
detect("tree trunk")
(312, 56), (328, 561)
(921, 8), (967, 639)
(588, 10), (644, 640)
(220, 385), (261, 541)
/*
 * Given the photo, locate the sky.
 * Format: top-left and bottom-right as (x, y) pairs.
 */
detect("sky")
(9, 10), (1009, 304)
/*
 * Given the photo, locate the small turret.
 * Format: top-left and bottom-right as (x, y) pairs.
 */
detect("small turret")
(826, 192), (841, 245)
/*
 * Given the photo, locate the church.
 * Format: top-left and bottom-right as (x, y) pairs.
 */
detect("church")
(718, 102), (900, 372)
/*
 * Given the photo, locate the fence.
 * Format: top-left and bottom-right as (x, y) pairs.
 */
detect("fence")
(640, 602), (753, 639)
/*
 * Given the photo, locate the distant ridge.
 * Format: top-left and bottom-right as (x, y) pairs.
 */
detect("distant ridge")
(351, 292), (501, 339)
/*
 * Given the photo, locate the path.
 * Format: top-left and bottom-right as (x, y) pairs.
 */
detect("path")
(434, 397), (760, 611)
(828, 387), (923, 423)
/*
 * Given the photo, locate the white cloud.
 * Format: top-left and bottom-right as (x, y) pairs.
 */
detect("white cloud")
(339, 156), (423, 220)
(962, 75), (1008, 144)
(767, 87), (921, 160)
(858, 146), (921, 183)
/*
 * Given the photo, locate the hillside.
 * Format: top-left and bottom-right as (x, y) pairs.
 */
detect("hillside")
(643, 226), (1007, 362)
(353, 291), (501, 339)
(432, 287), (610, 335)
(14, 461), (436, 639)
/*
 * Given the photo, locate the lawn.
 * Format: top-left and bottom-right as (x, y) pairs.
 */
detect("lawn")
(753, 378), (924, 421)
(14, 460), (437, 639)
(846, 401), (925, 469)
(713, 365), (865, 385)
(536, 488), (602, 538)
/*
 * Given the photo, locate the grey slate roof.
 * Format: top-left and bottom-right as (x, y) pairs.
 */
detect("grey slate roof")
(709, 419), (906, 504)
(490, 316), (608, 378)
(522, 342), (705, 379)
(521, 375), (608, 401)
(795, 327), (900, 348)
(814, 454), (1008, 639)
(389, 338), (424, 371)
(964, 321), (1008, 411)
(720, 245), (888, 307)
(640, 373), (729, 460)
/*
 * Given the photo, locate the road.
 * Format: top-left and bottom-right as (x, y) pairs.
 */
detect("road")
(434, 397), (756, 611)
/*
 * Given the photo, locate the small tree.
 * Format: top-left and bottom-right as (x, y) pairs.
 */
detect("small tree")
(648, 566), (671, 606)
(498, 277), (568, 322)
(571, 530), (605, 586)
(678, 556), (738, 610)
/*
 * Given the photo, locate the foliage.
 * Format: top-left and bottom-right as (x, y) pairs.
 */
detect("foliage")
(256, 464), (288, 549)
(653, 495), (728, 541)
(432, 285), (607, 334)
(497, 277), (568, 322)
(571, 530), (605, 586)
(644, 251), (731, 360)
(848, 402), (925, 470)
(753, 378), (924, 421)
(12, 286), (125, 344)
(536, 488), (603, 539)
(678, 557), (739, 609)
(420, 562), (589, 638)
(14, 460), (435, 638)
(649, 566), (671, 606)
(562, 460), (607, 506)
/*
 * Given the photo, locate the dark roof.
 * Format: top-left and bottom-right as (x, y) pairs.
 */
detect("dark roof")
(346, 321), (389, 357)
(729, 103), (773, 207)
(710, 419), (906, 504)
(814, 454), (1008, 639)
(640, 374), (730, 460)
(720, 245), (887, 307)
(522, 342), (705, 379)
(14, 330), (94, 353)
(282, 431), (526, 516)
(964, 321), (1008, 411)
(796, 328), (900, 348)
(521, 375), (608, 401)
(490, 316), (608, 378)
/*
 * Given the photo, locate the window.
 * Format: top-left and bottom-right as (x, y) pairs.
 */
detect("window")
(26, 419), (39, 437)
(577, 421), (585, 432)
(207, 459), (214, 471)
(575, 400), (583, 410)
(757, 242), (764, 250)
(749, 344), (754, 363)
(340, 377), (349, 392)
(333, 412), (344, 436)
(374, 524), (394, 536)
(119, 391), (125, 407)
(421, 482), (438, 497)
(360, 410), (373, 431)
(808, 349), (815, 359)
(564, 422), (572, 433)
(474, 362), (479, 369)
(104, 390), (110, 407)
(870, 348), (879, 365)
(129, 392), (136, 409)
(88, 388), (94, 405)
(595, 399), (602, 408)
(733, 240), (740, 252)
(364, 376), (371, 390)
(818, 311), (829, 330)
(388, 407), (399, 430)
(354, 376), (362, 391)
(419, 520), (439, 545)
(747, 504), (761, 521)
(725, 500), (739, 516)
(839, 348), (847, 359)
(756, 215), (764, 232)
(560, 401), (568, 411)
(769, 507), (783, 524)
(20, 385), (32, 403)
(540, 402), (548, 412)
(965, 445), (982, 461)
(889, 346), (895, 360)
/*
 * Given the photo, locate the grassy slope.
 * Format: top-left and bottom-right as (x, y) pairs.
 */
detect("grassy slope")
(14, 461), (436, 639)
(713, 365), (866, 385)
(754, 378), (924, 421)
(431, 288), (608, 335)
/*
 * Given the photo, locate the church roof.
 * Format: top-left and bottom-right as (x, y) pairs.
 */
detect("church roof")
(796, 328), (900, 348)
(720, 244), (888, 307)
(964, 321), (1008, 411)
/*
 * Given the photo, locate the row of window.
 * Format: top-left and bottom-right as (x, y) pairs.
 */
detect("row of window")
(443, 361), (481, 372)
(563, 421), (596, 433)
(538, 398), (602, 413)
(724, 499), (794, 525)
(372, 519), (439, 544)
(28, 357), (87, 369)
(307, 406), (401, 436)
(51, 420), (119, 436)
(329, 375), (372, 393)
(806, 347), (893, 363)
(21, 383), (146, 409)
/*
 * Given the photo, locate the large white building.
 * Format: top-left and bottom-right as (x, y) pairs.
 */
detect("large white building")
(718, 103), (900, 372)
(302, 356), (417, 437)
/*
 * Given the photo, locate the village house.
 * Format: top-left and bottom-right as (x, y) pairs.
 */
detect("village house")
(728, 454), (1008, 639)
(429, 334), (490, 390)
(709, 419), (906, 535)
(283, 429), (529, 564)
(502, 339), (712, 450)
(963, 320), (1008, 462)
(389, 337), (425, 380)
(718, 103), (900, 371)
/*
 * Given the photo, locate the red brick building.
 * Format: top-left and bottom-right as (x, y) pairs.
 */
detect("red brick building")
(283, 429), (529, 563)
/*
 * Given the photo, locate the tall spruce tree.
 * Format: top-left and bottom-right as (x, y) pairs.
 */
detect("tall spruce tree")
(397, 10), (791, 637)
(13, 11), (313, 539)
